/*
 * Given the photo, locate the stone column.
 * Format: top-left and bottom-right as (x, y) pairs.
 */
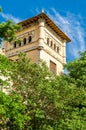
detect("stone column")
(62, 40), (66, 63)
(26, 37), (28, 44)
(38, 18), (45, 46)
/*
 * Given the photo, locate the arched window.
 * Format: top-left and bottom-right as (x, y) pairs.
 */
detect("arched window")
(47, 38), (49, 45)
(57, 46), (60, 53)
(54, 44), (56, 50)
(23, 38), (26, 45)
(50, 41), (53, 47)
(28, 36), (32, 43)
(14, 41), (16, 48)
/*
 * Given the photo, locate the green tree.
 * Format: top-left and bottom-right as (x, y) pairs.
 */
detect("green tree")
(0, 51), (86, 130)
(0, 7), (2, 12)
(0, 91), (29, 130)
(10, 53), (60, 129)
(10, 52), (86, 130)
(0, 7), (27, 130)
(0, 7), (20, 44)
(56, 51), (86, 129)
(0, 54), (12, 92)
(65, 51), (86, 87)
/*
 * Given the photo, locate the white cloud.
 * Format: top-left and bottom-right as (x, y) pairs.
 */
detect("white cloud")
(0, 12), (21, 23)
(47, 8), (86, 59)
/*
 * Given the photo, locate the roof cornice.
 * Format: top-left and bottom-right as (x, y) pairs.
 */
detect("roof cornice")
(18, 13), (71, 43)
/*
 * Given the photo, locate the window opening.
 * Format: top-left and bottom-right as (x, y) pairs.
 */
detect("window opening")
(57, 46), (60, 53)
(54, 44), (56, 50)
(50, 60), (56, 73)
(14, 41), (16, 48)
(28, 36), (32, 43)
(51, 41), (53, 47)
(23, 38), (26, 45)
(47, 38), (49, 45)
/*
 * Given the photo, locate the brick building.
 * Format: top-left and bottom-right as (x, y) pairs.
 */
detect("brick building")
(4, 12), (71, 74)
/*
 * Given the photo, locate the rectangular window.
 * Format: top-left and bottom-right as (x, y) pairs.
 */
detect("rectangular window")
(50, 60), (56, 73)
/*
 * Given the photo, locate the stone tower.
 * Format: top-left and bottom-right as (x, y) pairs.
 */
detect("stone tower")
(4, 12), (71, 74)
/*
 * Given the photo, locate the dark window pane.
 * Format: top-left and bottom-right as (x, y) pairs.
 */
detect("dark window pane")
(54, 44), (56, 50)
(28, 36), (32, 43)
(23, 38), (26, 45)
(51, 41), (53, 47)
(14, 41), (16, 48)
(57, 46), (60, 53)
(47, 38), (49, 45)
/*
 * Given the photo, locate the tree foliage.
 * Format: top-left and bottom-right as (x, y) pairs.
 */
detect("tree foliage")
(0, 91), (29, 130)
(0, 51), (86, 130)
(65, 51), (86, 87)
(0, 7), (2, 12)
(0, 7), (20, 44)
(0, 20), (20, 42)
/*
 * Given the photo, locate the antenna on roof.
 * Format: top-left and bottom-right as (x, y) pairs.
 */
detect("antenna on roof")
(42, 8), (44, 13)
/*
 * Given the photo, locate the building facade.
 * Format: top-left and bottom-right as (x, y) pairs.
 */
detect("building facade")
(4, 12), (71, 74)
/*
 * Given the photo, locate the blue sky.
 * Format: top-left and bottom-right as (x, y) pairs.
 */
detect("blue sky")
(0, 0), (86, 61)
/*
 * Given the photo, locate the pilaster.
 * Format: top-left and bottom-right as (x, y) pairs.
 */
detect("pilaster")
(38, 18), (45, 46)
(62, 40), (66, 63)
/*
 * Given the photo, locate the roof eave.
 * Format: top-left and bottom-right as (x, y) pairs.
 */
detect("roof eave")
(18, 13), (71, 43)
